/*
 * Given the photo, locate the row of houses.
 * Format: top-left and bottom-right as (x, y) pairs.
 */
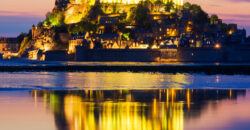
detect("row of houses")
(0, 37), (20, 59)
(68, 11), (248, 53)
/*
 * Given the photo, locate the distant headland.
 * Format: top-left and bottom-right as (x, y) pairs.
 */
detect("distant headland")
(1, 0), (250, 62)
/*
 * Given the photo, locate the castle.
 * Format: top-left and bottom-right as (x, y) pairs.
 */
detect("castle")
(54, 0), (183, 24)
(55, 0), (183, 10)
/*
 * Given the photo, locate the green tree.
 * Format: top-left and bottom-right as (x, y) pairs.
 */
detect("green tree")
(132, 2), (152, 28)
(165, 1), (175, 12)
(183, 2), (191, 9)
(189, 4), (209, 24)
(112, 4), (118, 14)
(68, 19), (97, 34)
(220, 23), (228, 33)
(87, 2), (105, 21)
(17, 33), (28, 43)
(210, 14), (219, 24)
(44, 11), (65, 27)
(127, 7), (136, 24)
(37, 21), (44, 27)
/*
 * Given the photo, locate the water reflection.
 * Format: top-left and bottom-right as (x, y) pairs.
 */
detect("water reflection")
(30, 89), (246, 130)
(3, 72), (250, 89)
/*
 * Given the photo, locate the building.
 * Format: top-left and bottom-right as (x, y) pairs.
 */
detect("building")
(96, 33), (121, 48)
(56, 0), (183, 9)
(99, 15), (119, 34)
(68, 33), (94, 53)
(100, 0), (183, 5)
(0, 37), (20, 58)
(56, 0), (183, 24)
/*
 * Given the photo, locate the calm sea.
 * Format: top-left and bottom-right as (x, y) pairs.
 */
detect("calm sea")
(0, 72), (250, 130)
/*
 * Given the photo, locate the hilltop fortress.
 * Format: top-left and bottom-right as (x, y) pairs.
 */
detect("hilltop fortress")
(14, 0), (250, 62)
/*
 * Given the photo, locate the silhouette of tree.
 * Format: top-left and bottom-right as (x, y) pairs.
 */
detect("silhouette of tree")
(210, 14), (219, 24)
(165, 1), (175, 12)
(189, 4), (209, 24)
(132, 2), (152, 28)
(87, 2), (105, 21)
(183, 2), (191, 9)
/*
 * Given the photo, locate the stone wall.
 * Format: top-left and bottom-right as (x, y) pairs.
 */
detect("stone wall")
(47, 46), (250, 62)
(76, 47), (161, 62)
(176, 48), (224, 62)
(45, 50), (69, 61)
(176, 47), (250, 62)
(225, 46), (250, 62)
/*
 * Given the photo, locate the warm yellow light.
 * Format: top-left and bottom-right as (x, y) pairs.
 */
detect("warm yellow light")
(188, 21), (193, 25)
(186, 26), (192, 32)
(215, 44), (221, 49)
(167, 29), (177, 37)
(228, 30), (233, 35)
(151, 45), (159, 49)
(190, 40), (194, 44)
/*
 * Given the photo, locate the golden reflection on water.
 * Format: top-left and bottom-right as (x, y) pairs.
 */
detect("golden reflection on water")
(43, 72), (192, 89)
(30, 89), (246, 130)
(63, 96), (183, 130)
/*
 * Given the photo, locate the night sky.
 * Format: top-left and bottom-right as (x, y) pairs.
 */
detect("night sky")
(0, 0), (250, 37)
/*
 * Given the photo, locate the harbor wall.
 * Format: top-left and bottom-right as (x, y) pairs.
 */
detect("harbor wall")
(176, 47), (250, 62)
(45, 50), (69, 61)
(225, 47), (250, 62)
(45, 46), (250, 62)
(176, 48), (224, 62)
(76, 47), (161, 62)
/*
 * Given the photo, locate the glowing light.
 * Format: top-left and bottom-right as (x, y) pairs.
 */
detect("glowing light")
(186, 89), (190, 111)
(215, 44), (221, 49)
(151, 45), (159, 49)
(167, 29), (177, 37)
(186, 26), (192, 32)
(228, 30), (233, 35)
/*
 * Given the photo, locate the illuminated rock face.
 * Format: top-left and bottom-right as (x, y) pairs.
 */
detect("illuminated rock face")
(63, 0), (96, 24)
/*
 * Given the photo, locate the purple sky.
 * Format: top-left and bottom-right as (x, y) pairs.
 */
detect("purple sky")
(0, 0), (250, 37)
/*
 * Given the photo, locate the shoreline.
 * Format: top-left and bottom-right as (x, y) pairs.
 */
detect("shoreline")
(1, 64), (250, 74)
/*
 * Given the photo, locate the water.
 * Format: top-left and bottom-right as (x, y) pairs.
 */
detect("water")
(1, 72), (250, 90)
(1, 72), (250, 130)
(0, 89), (250, 130)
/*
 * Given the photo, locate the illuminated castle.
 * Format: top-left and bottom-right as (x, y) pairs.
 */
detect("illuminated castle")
(99, 0), (183, 5)
(55, 0), (183, 10)
(55, 0), (183, 24)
